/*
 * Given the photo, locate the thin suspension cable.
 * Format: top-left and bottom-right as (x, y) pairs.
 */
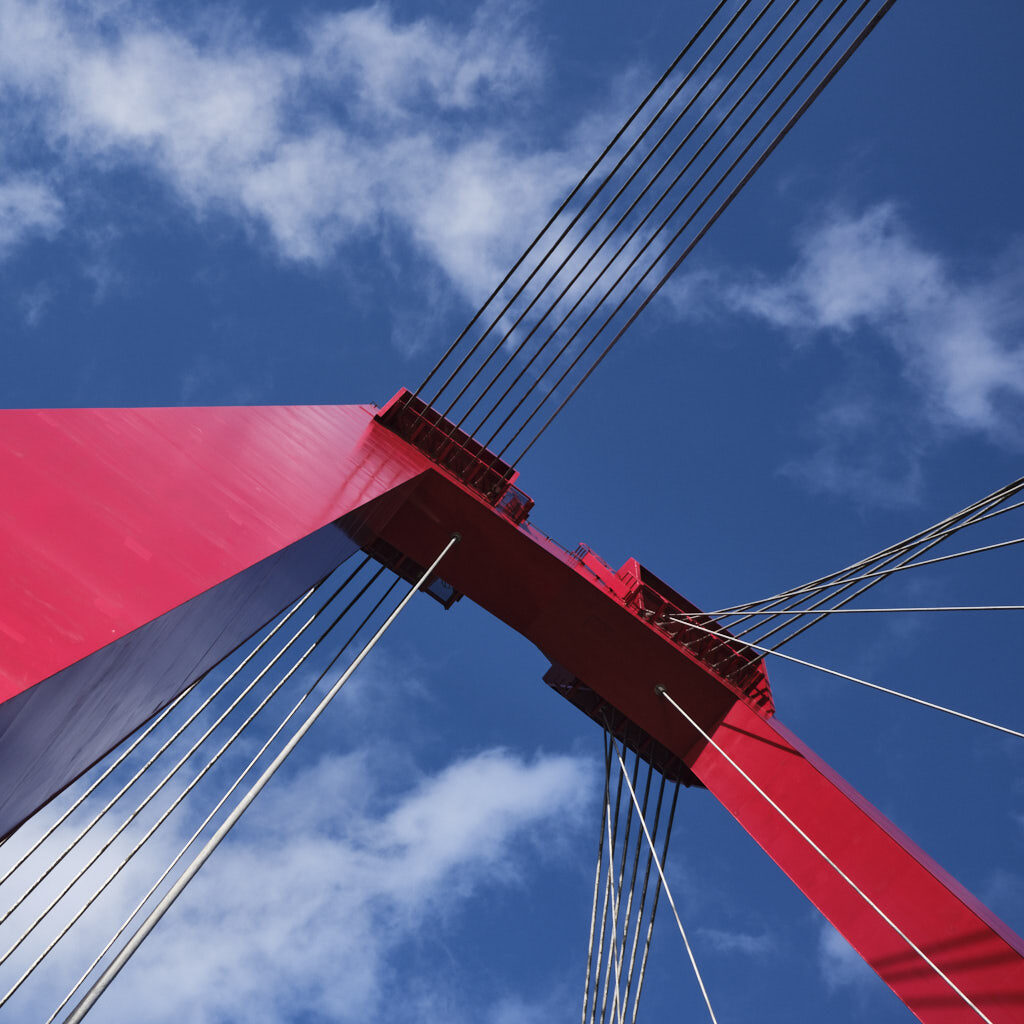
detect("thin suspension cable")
(589, 731), (626, 1024)
(611, 755), (654, 1018)
(417, 0), (735, 406)
(581, 733), (615, 1024)
(0, 581), (329, 891)
(0, 569), (339, 936)
(629, 781), (680, 1024)
(61, 534), (459, 1024)
(751, 483), (1024, 649)
(726, 479), (1024, 634)
(607, 755), (655, 1024)
(468, 0), (826, 447)
(1, 565), (388, 1007)
(720, 479), (1024, 663)
(728, 536), (1024, 611)
(454, 0), (786, 436)
(0, 680), (198, 891)
(620, 770), (667, 1020)
(496, 0), (867, 462)
(670, 619), (1024, 741)
(715, 477), (1024, 618)
(656, 686), (994, 1023)
(512, 0), (897, 466)
(739, 604), (1024, 617)
(45, 577), (402, 1024)
(484, 0), (857, 458)
(599, 792), (629, 1024)
(598, 747), (641, 1024)
(613, 744), (718, 1024)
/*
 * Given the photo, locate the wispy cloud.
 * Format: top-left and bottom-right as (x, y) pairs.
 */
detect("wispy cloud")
(0, 176), (63, 257)
(0, 0), (594, 303)
(817, 921), (875, 992)
(728, 203), (1024, 434)
(3, 747), (594, 1023)
(698, 925), (772, 956)
(666, 202), (1024, 503)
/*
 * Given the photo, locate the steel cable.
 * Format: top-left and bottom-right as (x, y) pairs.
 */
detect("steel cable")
(715, 476), (1024, 620)
(620, 772), (668, 1020)
(598, 747), (641, 1024)
(613, 743), (718, 1024)
(0, 561), (383, 1006)
(487, 0), (869, 462)
(669, 619), (1024, 740)
(656, 686), (994, 1023)
(467, 0), (861, 467)
(465, 0), (824, 447)
(0, 572), (335, 935)
(413, 4), (737, 411)
(750, 482), (1024, 649)
(450, 0), (786, 437)
(44, 575), (402, 1024)
(61, 535), (459, 1023)
(581, 732), (615, 1024)
(629, 780), (680, 1024)
(420, 0), (743, 416)
(510, 0), (897, 466)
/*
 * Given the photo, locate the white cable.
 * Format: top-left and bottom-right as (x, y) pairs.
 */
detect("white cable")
(738, 604), (1024, 615)
(601, 802), (627, 1024)
(61, 534), (459, 1023)
(671, 619), (1024, 741)
(0, 680), (197, 890)
(0, 580), (352, 1007)
(713, 535), (1024, 617)
(44, 577), (401, 1024)
(0, 581), (319, 946)
(714, 480), (1024, 617)
(0, 585), (318, 929)
(581, 739), (613, 1024)
(655, 687), (993, 1023)
(613, 745), (718, 1024)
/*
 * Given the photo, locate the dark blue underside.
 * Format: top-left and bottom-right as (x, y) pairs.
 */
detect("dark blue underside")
(0, 522), (358, 841)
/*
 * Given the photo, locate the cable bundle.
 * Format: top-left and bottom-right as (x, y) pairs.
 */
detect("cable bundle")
(581, 731), (681, 1024)
(0, 553), (405, 1021)
(414, 0), (899, 466)
(711, 476), (1024, 650)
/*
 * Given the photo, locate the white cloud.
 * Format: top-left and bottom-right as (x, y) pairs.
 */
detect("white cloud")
(0, 176), (63, 257)
(697, 925), (772, 956)
(0, 0), (585, 301)
(727, 203), (1024, 434)
(662, 203), (1024, 502)
(2, 747), (593, 1023)
(817, 921), (875, 992)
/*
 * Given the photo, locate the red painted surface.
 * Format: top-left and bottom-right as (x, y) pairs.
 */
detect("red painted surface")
(0, 404), (429, 703)
(692, 701), (1024, 1022)
(0, 403), (435, 839)
(1, 395), (1022, 1020)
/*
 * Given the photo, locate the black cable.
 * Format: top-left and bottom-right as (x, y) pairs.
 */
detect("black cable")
(511, 0), (896, 466)
(449, 0), (783, 435)
(492, 0), (864, 461)
(469, 0), (831, 451)
(413, 0), (736, 410)
(716, 477), (1024, 621)
(760, 482), (1024, 649)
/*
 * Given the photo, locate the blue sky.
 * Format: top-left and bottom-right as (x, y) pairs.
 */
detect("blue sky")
(1, 1), (1024, 1021)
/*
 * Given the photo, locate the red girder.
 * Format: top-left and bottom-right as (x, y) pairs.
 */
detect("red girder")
(0, 394), (1021, 1021)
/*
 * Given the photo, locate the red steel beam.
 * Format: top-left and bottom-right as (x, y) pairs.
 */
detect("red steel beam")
(1, 396), (1022, 1020)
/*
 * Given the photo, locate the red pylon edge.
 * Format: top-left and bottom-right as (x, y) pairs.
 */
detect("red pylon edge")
(1, 396), (1021, 1021)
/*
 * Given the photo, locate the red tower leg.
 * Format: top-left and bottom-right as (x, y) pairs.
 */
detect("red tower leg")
(688, 698), (1024, 1022)
(1, 394), (1022, 1021)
